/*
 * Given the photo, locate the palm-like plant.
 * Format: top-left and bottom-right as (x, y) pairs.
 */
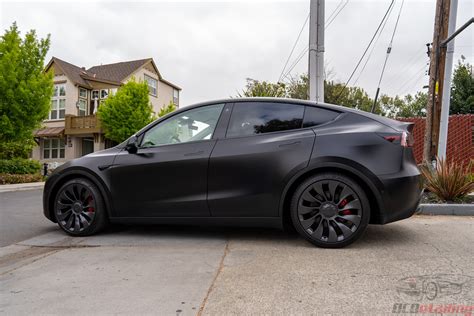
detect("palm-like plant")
(420, 158), (474, 202)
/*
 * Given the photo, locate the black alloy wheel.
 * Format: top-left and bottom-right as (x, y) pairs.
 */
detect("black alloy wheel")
(55, 178), (107, 236)
(291, 172), (370, 248)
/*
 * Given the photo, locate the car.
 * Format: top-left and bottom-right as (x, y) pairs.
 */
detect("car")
(43, 98), (422, 248)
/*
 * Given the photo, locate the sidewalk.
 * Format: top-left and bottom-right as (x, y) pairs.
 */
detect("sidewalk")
(0, 182), (45, 193)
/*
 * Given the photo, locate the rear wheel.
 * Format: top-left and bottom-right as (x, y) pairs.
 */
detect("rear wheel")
(54, 178), (107, 236)
(290, 172), (370, 248)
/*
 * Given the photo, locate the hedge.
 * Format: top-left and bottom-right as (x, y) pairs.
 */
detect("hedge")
(0, 158), (41, 174)
(0, 173), (44, 184)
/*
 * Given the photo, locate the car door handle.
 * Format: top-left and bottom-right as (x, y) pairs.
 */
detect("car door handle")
(184, 150), (205, 156)
(279, 141), (301, 148)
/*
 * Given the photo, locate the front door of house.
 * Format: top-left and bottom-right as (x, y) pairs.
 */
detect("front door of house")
(82, 137), (94, 156)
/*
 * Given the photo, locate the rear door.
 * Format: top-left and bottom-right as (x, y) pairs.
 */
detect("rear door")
(207, 101), (315, 217)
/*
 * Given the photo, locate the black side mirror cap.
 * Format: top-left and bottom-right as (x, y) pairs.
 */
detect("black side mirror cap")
(125, 135), (138, 154)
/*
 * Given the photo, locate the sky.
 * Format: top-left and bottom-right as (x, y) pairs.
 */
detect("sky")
(1, 0), (473, 106)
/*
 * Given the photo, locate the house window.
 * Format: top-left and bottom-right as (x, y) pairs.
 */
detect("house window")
(173, 89), (179, 105)
(144, 75), (157, 96)
(92, 90), (99, 100)
(78, 99), (87, 116)
(109, 88), (117, 96)
(79, 88), (87, 98)
(43, 138), (65, 159)
(50, 84), (66, 120)
(100, 89), (109, 99)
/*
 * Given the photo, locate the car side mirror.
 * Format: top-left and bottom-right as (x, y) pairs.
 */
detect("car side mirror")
(125, 135), (138, 154)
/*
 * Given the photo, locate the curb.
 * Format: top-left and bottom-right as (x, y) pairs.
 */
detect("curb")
(417, 203), (474, 216)
(0, 182), (45, 193)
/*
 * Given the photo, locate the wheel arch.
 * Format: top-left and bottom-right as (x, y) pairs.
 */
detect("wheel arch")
(279, 158), (385, 229)
(45, 167), (113, 222)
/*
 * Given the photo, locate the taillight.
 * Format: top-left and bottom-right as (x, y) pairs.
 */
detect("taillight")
(382, 132), (413, 147)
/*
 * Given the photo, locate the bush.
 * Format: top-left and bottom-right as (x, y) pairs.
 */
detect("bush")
(420, 158), (474, 202)
(0, 173), (44, 184)
(0, 158), (41, 174)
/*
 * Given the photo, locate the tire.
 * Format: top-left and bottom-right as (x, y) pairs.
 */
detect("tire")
(54, 178), (108, 236)
(290, 172), (370, 248)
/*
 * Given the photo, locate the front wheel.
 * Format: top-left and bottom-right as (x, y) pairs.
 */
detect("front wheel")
(54, 178), (108, 236)
(290, 172), (370, 248)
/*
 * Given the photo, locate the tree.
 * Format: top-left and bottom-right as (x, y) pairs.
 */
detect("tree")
(237, 78), (286, 97)
(98, 78), (155, 143)
(450, 59), (474, 114)
(0, 22), (53, 159)
(158, 101), (177, 117)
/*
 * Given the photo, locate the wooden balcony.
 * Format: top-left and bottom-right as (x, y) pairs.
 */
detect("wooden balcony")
(65, 114), (102, 135)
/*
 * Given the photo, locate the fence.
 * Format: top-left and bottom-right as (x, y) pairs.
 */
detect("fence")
(397, 114), (473, 165)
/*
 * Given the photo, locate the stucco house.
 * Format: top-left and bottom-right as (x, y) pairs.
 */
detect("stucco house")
(32, 57), (181, 165)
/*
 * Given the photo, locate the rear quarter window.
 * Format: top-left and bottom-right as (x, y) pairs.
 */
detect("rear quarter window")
(303, 106), (340, 128)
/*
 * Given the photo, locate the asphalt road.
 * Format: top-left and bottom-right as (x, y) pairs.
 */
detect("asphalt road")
(0, 189), (56, 247)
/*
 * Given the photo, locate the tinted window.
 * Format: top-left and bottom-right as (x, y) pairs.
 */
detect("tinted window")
(303, 106), (340, 128)
(141, 104), (224, 147)
(227, 102), (304, 137)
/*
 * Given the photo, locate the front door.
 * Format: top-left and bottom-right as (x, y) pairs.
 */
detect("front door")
(81, 137), (94, 156)
(109, 103), (225, 218)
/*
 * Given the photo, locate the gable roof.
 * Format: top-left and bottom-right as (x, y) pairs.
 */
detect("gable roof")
(45, 57), (181, 90)
(87, 58), (152, 83)
(45, 57), (92, 88)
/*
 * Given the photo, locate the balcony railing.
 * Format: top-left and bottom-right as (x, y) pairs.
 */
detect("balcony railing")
(65, 114), (102, 135)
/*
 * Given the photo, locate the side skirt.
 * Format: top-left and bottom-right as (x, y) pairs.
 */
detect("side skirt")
(110, 217), (283, 229)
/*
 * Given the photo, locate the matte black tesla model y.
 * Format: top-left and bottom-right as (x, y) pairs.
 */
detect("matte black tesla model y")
(43, 98), (422, 248)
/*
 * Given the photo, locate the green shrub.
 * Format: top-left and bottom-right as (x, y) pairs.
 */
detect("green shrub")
(420, 158), (474, 202)
(0, 158), (41, 174)
(0, 173), (44, 184)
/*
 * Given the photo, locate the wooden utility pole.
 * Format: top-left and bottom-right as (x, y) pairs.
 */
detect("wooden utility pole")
(423, 0), (451, 162)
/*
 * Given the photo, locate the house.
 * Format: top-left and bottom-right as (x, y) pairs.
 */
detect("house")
(32, 57), (181, 164)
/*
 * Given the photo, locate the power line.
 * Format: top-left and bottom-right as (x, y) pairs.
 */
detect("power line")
(372, 0), (405, 112)
(278, 13), (310, 83)
(281, 47), (309, 81)
(335, 0), (396, 102)
(352, 1), (395, 86)
(325, 0), (349, 29)
(325, 0), (345, 24)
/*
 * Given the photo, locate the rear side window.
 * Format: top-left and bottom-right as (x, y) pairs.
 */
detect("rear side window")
(227, 102), (304, 137)
(303, 106), (340, 128)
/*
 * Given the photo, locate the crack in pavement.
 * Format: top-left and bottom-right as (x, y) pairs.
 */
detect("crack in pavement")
(197, 240), (229, 316)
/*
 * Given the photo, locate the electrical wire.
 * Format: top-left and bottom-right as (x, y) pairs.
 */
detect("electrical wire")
(334, 0), (396, 102)
(278, 13), (310, 83)
(325, 0), (349, 29)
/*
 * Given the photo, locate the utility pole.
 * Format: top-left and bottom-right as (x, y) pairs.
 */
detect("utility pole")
(423, 0), (451, 163)
(437, 0), (458, 160)
(309, 0), (325, 102)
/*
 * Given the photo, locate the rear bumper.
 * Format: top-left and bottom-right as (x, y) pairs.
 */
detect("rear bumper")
(373, 160), (422, 224)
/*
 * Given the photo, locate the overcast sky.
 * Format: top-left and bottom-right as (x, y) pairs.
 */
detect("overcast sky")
(1, 0), (473, 106)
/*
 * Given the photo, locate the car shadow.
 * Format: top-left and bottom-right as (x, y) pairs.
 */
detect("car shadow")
(98, 221), (418, 249)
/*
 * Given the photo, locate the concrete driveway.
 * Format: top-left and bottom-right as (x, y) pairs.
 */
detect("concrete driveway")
(1, 215), (473, 315)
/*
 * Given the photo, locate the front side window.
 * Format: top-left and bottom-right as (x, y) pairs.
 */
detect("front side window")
(43, 138), (65, 159)
(144, 75), (157, 96)
(50, 84), (66, 120)
(141, 104), (224, 147)
(226, 102), (304, 138)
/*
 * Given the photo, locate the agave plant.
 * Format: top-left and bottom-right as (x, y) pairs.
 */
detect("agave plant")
(420, 158), (474, 202)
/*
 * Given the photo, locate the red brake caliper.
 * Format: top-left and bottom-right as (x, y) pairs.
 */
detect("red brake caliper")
(87, 196), (95, 212)
(339, 199), (352, 215)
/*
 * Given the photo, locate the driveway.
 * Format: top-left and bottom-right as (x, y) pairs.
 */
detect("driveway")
(1, 210), (473, 314)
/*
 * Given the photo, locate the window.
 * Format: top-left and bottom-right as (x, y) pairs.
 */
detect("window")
(43, 138), (65, 159)
(100, 89), (109, 99)
(78, 99), (87, 116)
(303, 106), (340, 128)
(79, 88), (87, 98)
(50, 84), (66, 120)
(226, 102), (304, 138)
(173, 89), (179, 104)
(109, 88), (118, 96)
(141, 104), (224, 147)
(92, 90), (99, 100)
(144, 75), (157, 96)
